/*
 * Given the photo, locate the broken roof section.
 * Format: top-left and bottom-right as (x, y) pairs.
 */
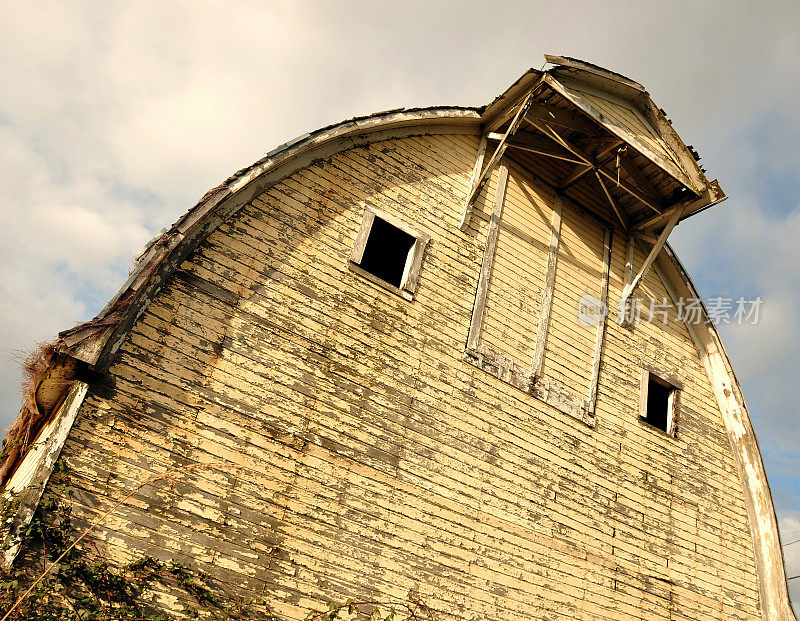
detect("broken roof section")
(477, 54), (725, 234)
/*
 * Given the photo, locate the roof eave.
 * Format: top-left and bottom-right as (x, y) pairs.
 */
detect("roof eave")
(58, 107), (482, 368)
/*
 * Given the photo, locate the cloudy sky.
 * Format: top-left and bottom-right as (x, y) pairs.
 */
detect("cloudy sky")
(1, 0), (798, 609)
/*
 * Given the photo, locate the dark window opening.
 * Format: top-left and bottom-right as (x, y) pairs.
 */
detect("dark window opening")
(644, 374), (674, 432)
(359, 217), (415, 288)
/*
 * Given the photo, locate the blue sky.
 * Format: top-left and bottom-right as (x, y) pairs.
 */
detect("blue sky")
(0, 0), (798, 609)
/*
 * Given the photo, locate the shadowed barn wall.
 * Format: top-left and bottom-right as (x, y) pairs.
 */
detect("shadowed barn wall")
(51, 132), (763, 619)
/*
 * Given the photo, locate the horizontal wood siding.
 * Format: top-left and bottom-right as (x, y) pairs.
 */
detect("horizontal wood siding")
(540, 198), (606, 398)
(479, 167), (552, 367)
(51, 133), (762, 620)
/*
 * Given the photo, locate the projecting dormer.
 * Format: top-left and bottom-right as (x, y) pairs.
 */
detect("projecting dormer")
(462, 55), (724, 236)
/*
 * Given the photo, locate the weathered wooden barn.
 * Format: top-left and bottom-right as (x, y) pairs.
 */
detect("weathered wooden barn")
(1, 55), (795, 619)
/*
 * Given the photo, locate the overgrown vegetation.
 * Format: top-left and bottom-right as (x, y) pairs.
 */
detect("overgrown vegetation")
(0, 461), (272, 620)
(0, 461), (434, 621)
(0, 343), (59, 486)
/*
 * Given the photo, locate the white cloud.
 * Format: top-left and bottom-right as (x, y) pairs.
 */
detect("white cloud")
(0, 119), (151, 427)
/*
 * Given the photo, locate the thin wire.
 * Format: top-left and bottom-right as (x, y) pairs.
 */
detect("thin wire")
(783, 538), (800, 548)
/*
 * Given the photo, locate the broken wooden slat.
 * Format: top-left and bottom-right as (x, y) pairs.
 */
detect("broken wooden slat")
(459, 136), (488, 231)
(530, 193), (563, 378)
(350, 209), (375, 263)
(587, 227), (612, 413)
(1, 381), (89, 567)
(466, 163), (509, 350)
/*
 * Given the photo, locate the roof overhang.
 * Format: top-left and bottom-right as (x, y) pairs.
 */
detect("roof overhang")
(476, 55), (725, 235)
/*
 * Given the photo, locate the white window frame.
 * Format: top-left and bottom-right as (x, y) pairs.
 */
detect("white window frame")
(639, 366), (681, 436)
(349, 205), (430, 300)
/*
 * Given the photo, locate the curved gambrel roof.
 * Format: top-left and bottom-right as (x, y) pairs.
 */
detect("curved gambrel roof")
(58, 106), (482, 370)
(4, 62), (796, 620)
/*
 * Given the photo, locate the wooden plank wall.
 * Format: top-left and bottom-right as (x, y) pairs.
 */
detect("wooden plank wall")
(52, 133), (762, 620)
(541, 201), (606, 398)
(479, 168), (552, 368)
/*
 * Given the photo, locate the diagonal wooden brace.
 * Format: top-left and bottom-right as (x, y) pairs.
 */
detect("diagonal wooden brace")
(460, 86), (539, 230)
(619, 203), (685, 308)
(526, 118), (663, 216)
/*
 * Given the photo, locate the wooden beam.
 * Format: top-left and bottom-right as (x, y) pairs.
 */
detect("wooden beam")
(466, 164), (509, 350)
(634, 182), (725, 232)
(618, 152), (663, 206)
(595, 139), (625, 161)
(528, 118), (664, 215)
(459, 135), (488, 231)
(620, 204), (685, 306)
(525, 103), (597, 134)
(588, 227), (612, 413)
(595, 166), (663, 215)
(635, 201), (685, 232)
(531, 194), (563, 377)
(594, 171), (630, 231)
(486, 104), (521, 134)
(487, 132), (586, 165)
(527, 118), (592, 165)
(485, 77), (546, 133)
(560, 140), (621, 190)
(636, 232), (659, 244)
(560, 163), (593, 189)
(465, 89), (537, 207)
